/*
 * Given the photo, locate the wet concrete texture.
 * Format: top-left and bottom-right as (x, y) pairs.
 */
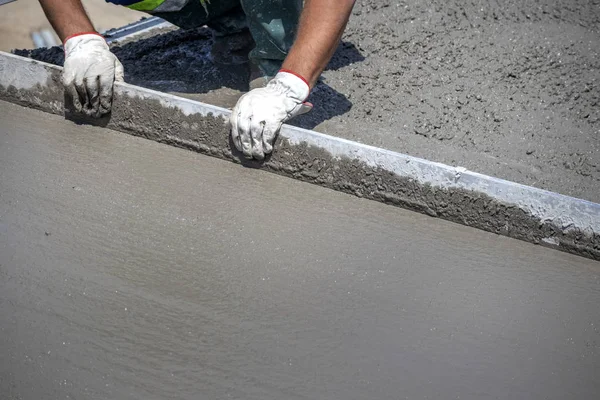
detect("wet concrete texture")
(2, 53), (599, 260)
(15, 0), (600, 202)
(2, 102), (600, 400)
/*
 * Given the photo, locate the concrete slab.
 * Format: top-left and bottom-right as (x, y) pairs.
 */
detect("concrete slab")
(13, 0), (600, 203)
(1, 101), (599, 400)
(1, 52), (599, 260)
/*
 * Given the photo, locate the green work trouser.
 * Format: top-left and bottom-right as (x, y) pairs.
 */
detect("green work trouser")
(149, 0), (303, 76)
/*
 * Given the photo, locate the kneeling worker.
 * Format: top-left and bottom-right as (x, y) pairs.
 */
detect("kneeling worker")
(38, 0), (356, 159)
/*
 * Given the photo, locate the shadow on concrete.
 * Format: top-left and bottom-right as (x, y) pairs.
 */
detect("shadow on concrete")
(290, 80), (352, 130)
(291, 41), (364, 130)
(325, 41), (365, 71)
(63, 93), (112, 127)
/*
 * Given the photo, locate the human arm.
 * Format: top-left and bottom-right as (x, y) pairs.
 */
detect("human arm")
(38, 0), (96, 41)
(38, 0), (124, 117)
(282, 0), (356, 89)
(230, 0), (356, 159)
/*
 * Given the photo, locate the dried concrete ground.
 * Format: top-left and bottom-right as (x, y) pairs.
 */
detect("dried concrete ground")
(14, 0), (600, 202)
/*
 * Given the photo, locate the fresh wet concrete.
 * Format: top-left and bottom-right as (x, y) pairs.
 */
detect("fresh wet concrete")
(15, 0), (600, 202)
(1, 102), (599, 399)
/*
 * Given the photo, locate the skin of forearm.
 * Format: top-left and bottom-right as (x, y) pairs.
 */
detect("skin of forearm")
(282, 0), (356, 89)
(38, 0), (96, 42)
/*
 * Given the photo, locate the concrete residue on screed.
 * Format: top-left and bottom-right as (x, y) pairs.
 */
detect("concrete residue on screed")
(107, 91), (600, 261)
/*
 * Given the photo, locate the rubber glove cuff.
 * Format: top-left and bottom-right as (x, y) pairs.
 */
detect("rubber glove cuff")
(270, 69), (311, 103)
(64, 32), (107, 54)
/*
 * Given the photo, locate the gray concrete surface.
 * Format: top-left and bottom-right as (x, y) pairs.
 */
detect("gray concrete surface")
(14, 0), (600, 202)
(1, 55), (599, 260)
(1, 102), (600, 400)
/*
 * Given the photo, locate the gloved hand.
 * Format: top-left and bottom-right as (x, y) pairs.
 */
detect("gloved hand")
(230, 70), (312, 160)
(62, 33), (124, 117)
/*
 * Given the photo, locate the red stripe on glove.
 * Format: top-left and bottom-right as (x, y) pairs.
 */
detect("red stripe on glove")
(278, 69), (310, 89)
(63, 32), (104, 45)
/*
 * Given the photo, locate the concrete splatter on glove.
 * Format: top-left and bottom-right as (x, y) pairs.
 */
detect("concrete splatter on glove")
(230, 70), (312, 160)
(63, 33), (124, 117)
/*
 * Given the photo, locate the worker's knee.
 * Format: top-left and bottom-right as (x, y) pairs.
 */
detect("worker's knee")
(240, 0), (303, 61)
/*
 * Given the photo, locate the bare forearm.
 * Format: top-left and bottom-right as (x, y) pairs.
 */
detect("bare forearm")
(282, 0), (355, 89)
(38, 0), (95, 41)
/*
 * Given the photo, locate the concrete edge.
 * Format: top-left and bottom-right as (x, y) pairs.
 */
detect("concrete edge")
(1, 51), (598, 260)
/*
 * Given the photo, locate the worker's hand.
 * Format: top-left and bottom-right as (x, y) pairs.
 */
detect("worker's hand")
(230, 71), (312, 160)
(62, 33), (124, 117)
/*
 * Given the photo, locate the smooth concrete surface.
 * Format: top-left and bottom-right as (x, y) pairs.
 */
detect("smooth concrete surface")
(1, 102), (600, 400)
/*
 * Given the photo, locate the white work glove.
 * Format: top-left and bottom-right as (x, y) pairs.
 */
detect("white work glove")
(230, 70), (313, 160)
(63, 33), (124, 117)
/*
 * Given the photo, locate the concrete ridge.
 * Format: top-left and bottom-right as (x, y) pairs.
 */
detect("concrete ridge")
(1, 51), (598, 260)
